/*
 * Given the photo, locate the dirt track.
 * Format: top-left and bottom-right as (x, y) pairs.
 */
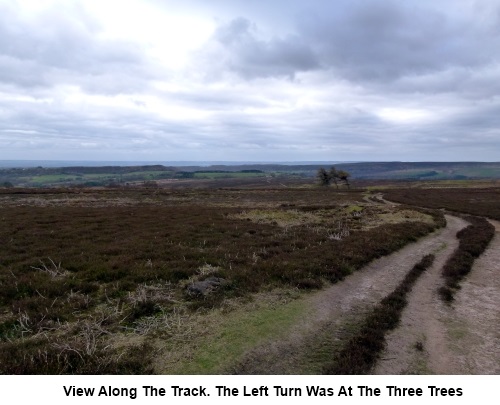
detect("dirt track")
(375, 219), (500, 374)
(234, 215), (469, 374)
(450, 219), (500, 374)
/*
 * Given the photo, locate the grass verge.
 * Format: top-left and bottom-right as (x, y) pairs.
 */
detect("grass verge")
(163, 290), (307, 374)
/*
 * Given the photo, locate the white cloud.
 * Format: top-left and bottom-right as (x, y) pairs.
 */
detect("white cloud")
(376, 108), (436, 124)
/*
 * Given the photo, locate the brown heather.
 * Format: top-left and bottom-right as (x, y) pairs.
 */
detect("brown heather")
(0, 187), (445, 373)
(385, 187), (500, 220)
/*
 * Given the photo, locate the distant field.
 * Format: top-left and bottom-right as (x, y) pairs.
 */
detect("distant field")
(15, 170), (176, 186)
(192, 171), (266, 179)
(2, 161), (500, 188)
(1, 167), (269, 187)
(362, 166), (500, 180)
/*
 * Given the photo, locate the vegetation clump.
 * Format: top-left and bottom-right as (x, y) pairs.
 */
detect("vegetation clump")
(438, 216), (495, 302)
(316, 166), (351, 188)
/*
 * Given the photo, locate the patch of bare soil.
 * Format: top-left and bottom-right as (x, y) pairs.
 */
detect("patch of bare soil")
(374, 218), (500, 375)
(233, 215), (467, 374)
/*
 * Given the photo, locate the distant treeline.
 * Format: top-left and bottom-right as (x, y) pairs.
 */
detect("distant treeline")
(2, 162), (500, 187)
(0, 166), (264, 177)
(0, 165), (174, 176)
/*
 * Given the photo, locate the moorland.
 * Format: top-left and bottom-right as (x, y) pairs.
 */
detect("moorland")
(0, 164), (499, 374)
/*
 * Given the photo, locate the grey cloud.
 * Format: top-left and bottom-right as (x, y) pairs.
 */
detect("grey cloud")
(205, 17), (319, 79)
(296, 1), (497, 82)
(447, 101), (500, 130)
(393, 64), (500, 100)
(0, 55), (50, 88)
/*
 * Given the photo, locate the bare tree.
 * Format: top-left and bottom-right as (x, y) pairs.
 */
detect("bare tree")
(316, 166), (351, 188)
(337, 170), (351, 189)
(316, 167), (330, 186)
(329, 167), (339, 189)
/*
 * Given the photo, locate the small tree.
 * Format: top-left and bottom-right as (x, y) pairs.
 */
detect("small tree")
(329, 167), (339, 189)
(316, 167), (330, 186)
(337, 170), (351, 189)
(315, 166), (351, 188)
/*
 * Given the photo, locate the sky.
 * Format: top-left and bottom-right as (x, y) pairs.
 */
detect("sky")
(1, 0), (500, 162)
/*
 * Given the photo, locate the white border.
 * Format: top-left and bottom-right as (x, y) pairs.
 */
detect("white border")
(2, 375), (498, 404)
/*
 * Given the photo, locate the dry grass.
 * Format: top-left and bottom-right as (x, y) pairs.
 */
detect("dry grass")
(231, 209), (322, 227)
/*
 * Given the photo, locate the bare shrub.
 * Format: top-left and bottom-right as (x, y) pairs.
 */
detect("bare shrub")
(197, 263), (221, 277)
(30, 258), (68, 278)
(327, 220), (351, 240)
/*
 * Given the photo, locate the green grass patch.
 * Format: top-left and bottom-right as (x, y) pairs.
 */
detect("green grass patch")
(19, 175), (79, 184)
(172, 296), (308, 374)
(192, 172), (266, 179)
(345, 205), (363, 213)
(17, 170), (175, 186)
(232, 208), (323, 227)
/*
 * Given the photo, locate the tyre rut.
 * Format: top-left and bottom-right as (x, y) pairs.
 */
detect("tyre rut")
(375, 218), (500, 374)
(232, 215), (467, 374)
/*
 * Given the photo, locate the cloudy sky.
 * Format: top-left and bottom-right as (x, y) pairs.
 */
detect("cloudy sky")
(1, 0), (500, 162)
